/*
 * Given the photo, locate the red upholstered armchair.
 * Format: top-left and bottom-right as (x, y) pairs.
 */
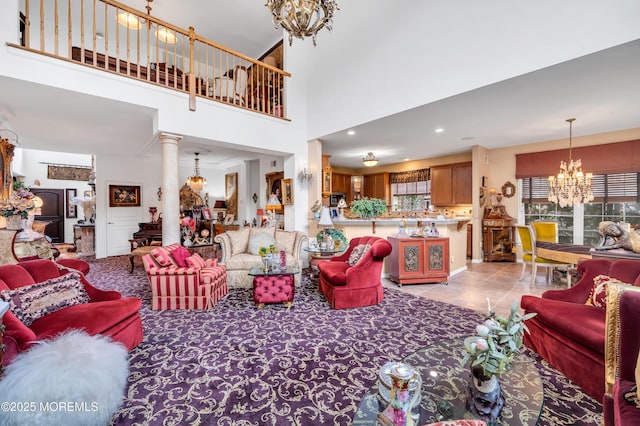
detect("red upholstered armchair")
(521, 258), (640, 401)
(0, 259), (143, 368)
(317, 236), (392, 309)
(603, 283), (640, 426)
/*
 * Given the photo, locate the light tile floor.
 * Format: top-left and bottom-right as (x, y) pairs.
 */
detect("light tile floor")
(383, 260), (569, 318)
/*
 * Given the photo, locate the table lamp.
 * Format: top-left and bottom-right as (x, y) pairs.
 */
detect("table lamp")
(265, 193), (282, 227)
(318, 206), (333, 227)
(337, 198), (348, 220)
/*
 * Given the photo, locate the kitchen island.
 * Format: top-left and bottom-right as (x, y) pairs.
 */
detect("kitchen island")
(309, 217), (470, 275)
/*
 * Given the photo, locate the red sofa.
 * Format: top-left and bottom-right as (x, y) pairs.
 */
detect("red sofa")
(317, 236), (392, 309)
(603, 283), (640, 426)
(521, 258), (640, 401)
(0, 259), (143, 367)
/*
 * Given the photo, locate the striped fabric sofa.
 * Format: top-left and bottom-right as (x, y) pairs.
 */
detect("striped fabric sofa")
(142, 244), (228, 310)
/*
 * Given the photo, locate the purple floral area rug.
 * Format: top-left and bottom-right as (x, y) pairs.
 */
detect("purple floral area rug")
(85, 256), (602, 426)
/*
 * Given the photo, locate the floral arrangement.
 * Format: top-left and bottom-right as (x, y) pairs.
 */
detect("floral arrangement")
(461, 300), (536, 379)
(316, 228), (347, 248)
(181, 216), (196, 236)
(259, 244), (277, 257)
(0, 182), (36, 218)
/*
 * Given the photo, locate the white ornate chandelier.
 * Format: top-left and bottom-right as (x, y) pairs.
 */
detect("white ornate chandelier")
(265, 0), (339, 46)
(548, 118), (593, 207)
(186, 153), (207, 193)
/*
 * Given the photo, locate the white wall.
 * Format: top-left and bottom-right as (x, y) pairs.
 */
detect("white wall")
(295, 0), (640, 139)
(14, 148), (92, 243)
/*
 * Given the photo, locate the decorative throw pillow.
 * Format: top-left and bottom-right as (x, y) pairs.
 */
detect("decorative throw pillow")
(170, 246), (191, 268)
(348, 244), (371, 267)
(185, 253), (206, 269)
(0, 272), (90, 326)
(151, 247), (176, 267)
(248, 232), (277, 255)
(275, 230), (297, 255)
(251, 226), (276, 239)
(228, 227), (251, 256)
(585, 275), (626, 309)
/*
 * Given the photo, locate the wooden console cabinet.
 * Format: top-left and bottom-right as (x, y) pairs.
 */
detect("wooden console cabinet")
(386, 236), (450, 286)
(482, 206), (516, 262)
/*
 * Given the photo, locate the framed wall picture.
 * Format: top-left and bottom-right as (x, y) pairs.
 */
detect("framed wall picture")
(282, 178), (293, 205)
(225, 173), (238, 218)
(265, 171), (284, 214)
(0, 138), (15, 200)
(109, 185), (141, 207)
(65, 188), (77, 218)
(322, 167), (332, 196)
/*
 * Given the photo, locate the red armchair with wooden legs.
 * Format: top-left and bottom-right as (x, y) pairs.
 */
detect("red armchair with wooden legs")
(317, 236), (392, 309)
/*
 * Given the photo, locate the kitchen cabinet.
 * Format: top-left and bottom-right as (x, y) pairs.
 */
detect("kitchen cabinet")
(430, 162), (472, 206)
(332, 173), (351, 199)
(362, 173), (390, 204)
(386, 236), (450, 285)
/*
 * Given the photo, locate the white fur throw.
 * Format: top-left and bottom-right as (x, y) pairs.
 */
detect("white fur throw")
(0, 330), (129, 426)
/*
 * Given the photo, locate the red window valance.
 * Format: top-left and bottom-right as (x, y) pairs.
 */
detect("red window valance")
(515, 139), (640, 179)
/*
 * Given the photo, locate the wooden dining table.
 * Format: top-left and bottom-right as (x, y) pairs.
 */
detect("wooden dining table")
(536, 241), (593, 265)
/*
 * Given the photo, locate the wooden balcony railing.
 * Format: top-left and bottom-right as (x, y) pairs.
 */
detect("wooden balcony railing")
(13, 0), (289, 119)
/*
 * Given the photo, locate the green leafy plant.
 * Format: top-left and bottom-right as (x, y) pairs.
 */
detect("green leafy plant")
(349, 197), (387, 219)
(461, 301), (536, 379)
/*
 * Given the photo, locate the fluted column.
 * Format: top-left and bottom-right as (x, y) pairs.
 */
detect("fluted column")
(159, 133), (182, 245)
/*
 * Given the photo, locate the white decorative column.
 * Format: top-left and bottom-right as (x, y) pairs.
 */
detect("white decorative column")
(159, 133), (182, 245)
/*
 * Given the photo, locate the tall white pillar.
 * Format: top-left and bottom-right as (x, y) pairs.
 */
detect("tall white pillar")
(159, 133), (182, 245)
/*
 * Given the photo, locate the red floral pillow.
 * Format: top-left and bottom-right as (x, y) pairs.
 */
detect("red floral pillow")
(585, 275), (626, 309)
(170, 246), (191, 268)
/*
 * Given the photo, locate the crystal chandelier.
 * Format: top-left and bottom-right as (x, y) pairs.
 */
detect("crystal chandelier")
(265, 0), (339, 46)
(186, 153), (207, 193)
(362, 152), (379, 167)
(548, 118), (593, 207)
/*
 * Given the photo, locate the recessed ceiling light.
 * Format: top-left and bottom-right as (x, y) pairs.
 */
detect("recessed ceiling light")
(347, 130), (355, 135)
(462, 136), (475, 141)
(404, 158), (410, 161)
(435, 128), (444, 133)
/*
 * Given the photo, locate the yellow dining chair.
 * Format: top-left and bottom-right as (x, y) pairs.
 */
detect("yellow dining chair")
(532, 221), (559, 243)
(515, 224), (571, 283)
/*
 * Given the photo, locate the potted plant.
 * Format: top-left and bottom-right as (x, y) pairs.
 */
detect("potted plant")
(461, 301), (536, 422)
(349, 197), (387, 219)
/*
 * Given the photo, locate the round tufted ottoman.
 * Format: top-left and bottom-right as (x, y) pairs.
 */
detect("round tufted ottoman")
(252, 273), (295, 308)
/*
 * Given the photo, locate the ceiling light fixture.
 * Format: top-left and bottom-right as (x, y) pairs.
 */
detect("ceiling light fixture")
(186, 152), (207, 193)
(548, 118), (593, 207)
(347, 130), (355, 135)
(265, 0), (339, 46)
(362, 152), (379, 167)
(117, 0), (176, 44)
(435, 128), (444, 133)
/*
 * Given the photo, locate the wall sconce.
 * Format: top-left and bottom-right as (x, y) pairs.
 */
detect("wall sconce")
(157, 187), (162, 201)
(297, 168), (313, 185)
(252, 193), (258, 203)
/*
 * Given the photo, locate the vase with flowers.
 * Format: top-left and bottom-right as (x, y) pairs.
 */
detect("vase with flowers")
(0, 184), (36, 230)
(181, 216), (197, 247)
(461, 300), (536, 423)
(259, 244), (278, 270)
